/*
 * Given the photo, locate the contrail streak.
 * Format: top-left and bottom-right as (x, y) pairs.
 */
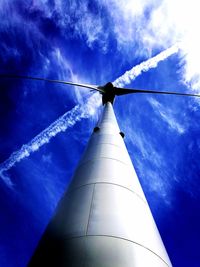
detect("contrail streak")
(0, 93), (101, 188)
(0, 44), (179, 188)
(113, 44), (179, 87)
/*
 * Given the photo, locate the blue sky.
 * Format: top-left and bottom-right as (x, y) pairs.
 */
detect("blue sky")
(1, 1), (200, 266)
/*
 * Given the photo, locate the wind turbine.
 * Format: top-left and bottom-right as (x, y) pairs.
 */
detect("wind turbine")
(1, 74), (200, 267)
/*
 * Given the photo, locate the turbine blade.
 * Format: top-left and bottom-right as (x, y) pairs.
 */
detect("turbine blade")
(115, 87), (137, 95)
(115, 87), (200, 98)
(0, 74), (104, 93)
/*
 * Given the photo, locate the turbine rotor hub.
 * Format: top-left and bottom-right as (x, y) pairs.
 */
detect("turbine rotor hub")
(100, 82), (116, 105)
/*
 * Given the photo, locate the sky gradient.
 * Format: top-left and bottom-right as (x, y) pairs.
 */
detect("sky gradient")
(1, 1), (200, 266)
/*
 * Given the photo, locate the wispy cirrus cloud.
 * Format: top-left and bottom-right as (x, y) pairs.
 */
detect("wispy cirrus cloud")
(113, 44), (179, 87)
(140, 0), (200, 91)
(101, 0), (200, 91)
(3, 0), (200, 92)
(148, 97), (186, 134)
(124, 122), (172, 203)
(0, 93), (101, 188)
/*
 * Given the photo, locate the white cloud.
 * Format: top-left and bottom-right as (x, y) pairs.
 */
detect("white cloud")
(55, 1), (110, 52)
(148, 97), (186, 134)
(143, 169), (170, 200)
(42, 153), (52, 164)
(0, 93), (101, 187)
(104, 1), (153, 39)
(126, 125), (162, 166)
(141, 0), (200, 91)
(4, 0), (200, 91)
(44, 47), (94, 105)
(113, 44), (179, 87)
(99, 0), (200, 91)
(124, 125), (172, 203)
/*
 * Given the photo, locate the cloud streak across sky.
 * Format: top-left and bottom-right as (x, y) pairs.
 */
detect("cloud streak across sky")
(148, 97), (185, 134)
(113, 44), (179, 87)
(0, 93), (101, 188)
(0, 43), (179, 188)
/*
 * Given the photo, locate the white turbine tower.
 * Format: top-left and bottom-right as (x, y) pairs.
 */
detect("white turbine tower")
(1, 75), (200, 266)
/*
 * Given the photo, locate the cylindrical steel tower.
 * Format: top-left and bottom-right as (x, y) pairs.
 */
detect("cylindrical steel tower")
(28, 102), (172, 267)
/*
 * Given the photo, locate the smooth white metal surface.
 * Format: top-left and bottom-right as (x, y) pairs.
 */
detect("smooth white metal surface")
(28, 102), (172, 267)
